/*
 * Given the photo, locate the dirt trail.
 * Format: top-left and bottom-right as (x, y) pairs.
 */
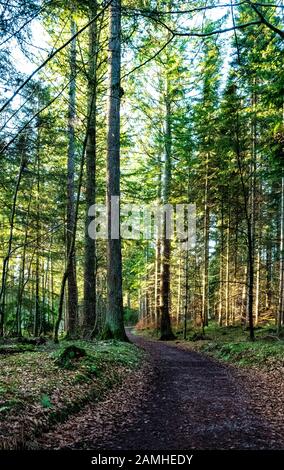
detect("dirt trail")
(33, 332), (284, 450)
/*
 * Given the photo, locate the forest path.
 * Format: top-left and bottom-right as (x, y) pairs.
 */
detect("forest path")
(33, 331), (284, 450)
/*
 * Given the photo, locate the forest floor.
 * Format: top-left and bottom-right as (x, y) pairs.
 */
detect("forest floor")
(0, 339), (144, 449)
(29, 329), (284, 450)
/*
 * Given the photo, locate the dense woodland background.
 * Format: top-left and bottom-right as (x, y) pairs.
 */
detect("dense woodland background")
(0, 0), (284, 343)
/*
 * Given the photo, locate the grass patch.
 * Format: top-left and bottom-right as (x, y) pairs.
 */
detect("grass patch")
(202, 340), (284, 368)
(136, 321), (284, 369)
(0, 343), (35, 354)
(173, 322), (284, 369)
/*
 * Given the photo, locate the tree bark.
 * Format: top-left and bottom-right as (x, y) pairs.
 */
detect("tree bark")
(16, 194), (32, 337)
(177, 249), (182, 325)
(218, 199), (224, 326)
(225, 213), (230, 326)
(66, 17), (79, 339)
(235, 107), (254, 340)
(0, 137), (27, 336)
(201, 158), (209, 328)
(103, 0), (127, 341)
(154, 239), (161, 330)
(255, 246), (260, 326)
(265, 238), (272, 310)
(160, 84), (175, 341)
(278, 173), (284, 332)
(83, 0), (98, 339)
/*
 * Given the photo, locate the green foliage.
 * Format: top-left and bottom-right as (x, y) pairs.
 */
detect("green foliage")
(203, 340), (284, 368)
(53, 345), (87, 369)
(188, 332), (211, 342)
(0, 343), (35, 354)
(40, 394), (53, 409)
(85, 364), (99, 377)
(52, 340), (144, 376)
(0, 406), (11, 414)
(176, 321), (284, 368)
(0, 398), (25, 415)
(73, 373), (91, 384)
(124, 307), (139, 325)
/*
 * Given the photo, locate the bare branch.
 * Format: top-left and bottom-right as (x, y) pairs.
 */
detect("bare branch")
(147, 15), (262, 38)
(122, 3), (246, 16)
(122, 2), (284, 17)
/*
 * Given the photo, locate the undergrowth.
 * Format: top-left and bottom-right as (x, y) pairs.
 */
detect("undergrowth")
(135, 321), (284, 368)
(0, 339), (143, 449)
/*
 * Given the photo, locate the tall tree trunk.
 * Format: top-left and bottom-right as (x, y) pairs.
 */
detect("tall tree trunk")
(154, 151), (162, 331)
(184, 249), (190, 340)
(265, 238), (272, 310)
(247, 221), (255, 340)
(241, 263), (247, 324)
(160, 84), (175, 341)
(34, 121), (41, 337)
(83, 0), (98, 338)
(235, 108), (254, 340)
(232, 218), (239, 326)
(255, 246), (260, 326)
(16, 194), (32, 337)
(103, 0), (127, 341)
(34, 249), (40, 336)
(177, 250), (182, 325)
(225, 212), (230, 326)
(144, 242), (150, 325)
(278, 173), (284, 332)
(0, 137), (27, 336)
(16, 250), (26, 337)
(66, 17), (79, 339)
(154, 239), (161, 330)
(202, 158), (209, 328)
(218, 199), (224, 326)
(50, 251), (55, 329)
(246, 90), (257, 339)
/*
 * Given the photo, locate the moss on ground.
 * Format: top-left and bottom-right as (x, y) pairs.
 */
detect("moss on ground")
(136, 322), (284, 369)
(0, 339), (143, 449)
(201, 339), (284, 367)
(178, 323), (284, 368)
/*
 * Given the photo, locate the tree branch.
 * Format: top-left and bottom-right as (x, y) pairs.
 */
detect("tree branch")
(248, 0), (284, 38)
(122, 3), (246, 16)
(0, 0), (113, 115)
(121, 35), (175, 80)
(148, 15), (263, 38)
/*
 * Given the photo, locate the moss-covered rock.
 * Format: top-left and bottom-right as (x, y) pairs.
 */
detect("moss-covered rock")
(54, 345), (86, 369)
